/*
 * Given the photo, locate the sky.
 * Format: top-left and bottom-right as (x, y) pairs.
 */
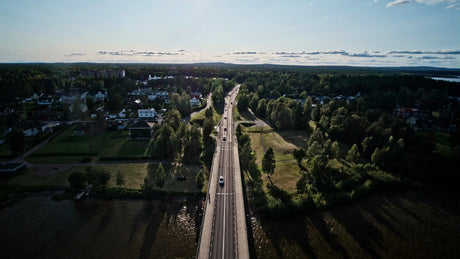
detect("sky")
(0, 0), (459, 67)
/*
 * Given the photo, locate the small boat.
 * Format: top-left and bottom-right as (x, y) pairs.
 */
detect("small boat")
(74, 191), (85, 200)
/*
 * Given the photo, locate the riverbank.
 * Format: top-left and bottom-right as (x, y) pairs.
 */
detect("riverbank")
(249, 190), (460, 258)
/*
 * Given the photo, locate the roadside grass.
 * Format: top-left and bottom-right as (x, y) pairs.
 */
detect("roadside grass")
(190, 107), (221, 126)
(2, 163), (202, 193)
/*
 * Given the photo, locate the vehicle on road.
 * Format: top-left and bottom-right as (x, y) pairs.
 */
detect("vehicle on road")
(219, 176), (224, 186)
(223, 136), (226, 141)
(224, 127), (227, 131)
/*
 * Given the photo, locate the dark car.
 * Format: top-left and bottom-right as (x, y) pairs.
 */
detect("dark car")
(219, 176), (224, 186)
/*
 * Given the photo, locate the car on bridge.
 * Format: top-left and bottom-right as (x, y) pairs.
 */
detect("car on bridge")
(219, 176), (224, 186)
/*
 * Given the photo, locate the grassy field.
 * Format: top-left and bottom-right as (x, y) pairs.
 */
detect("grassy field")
(2, 163), (202, 193)
(190, 107), (221, 126)
(27, 125), (156, 163)
(244, 125), (308, 194)
(3, 168), (75, 187)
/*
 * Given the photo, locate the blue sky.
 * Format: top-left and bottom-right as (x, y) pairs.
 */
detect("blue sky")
(0, 0), (459, 67)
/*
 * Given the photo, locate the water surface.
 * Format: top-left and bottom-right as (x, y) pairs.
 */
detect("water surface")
(0, 194), (201, 259)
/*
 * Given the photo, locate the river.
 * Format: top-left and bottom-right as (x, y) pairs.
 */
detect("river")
(0, 193), (202, 259)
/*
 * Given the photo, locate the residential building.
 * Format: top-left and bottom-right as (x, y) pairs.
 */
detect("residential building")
(190, 97), (200, 106)
(138, 108), (156, 118)
(129, 121), (155, 139)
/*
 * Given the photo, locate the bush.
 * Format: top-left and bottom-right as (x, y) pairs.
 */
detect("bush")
(68, 171), (86, 189)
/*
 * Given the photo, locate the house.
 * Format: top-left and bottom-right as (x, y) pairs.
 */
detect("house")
(17, 121), (41, 137)
(393, 108), (422, 119)
(138, 108), (156, 118)
(94, 91), (108, 101)
(190, 97), (200, 106)
(72, 123), (95, 136)
(37, 96), (54, 105)
(1, 107), (14, 116)
(129, 120), (155, 139)
(118, 109), (126, 118)
(41, 123), (59, 133)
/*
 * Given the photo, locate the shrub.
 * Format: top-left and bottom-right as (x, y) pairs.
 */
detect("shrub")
(68, 171), (86, 189)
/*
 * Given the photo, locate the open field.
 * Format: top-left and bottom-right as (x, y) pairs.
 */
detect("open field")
(27, 125), (156, 163)
(1, 164), (202, 193)
(250, 190), (460, 258)
(244, 125), (308, 193)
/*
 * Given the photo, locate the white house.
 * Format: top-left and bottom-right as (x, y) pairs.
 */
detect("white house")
(138, 108), (156, 118)
(94, 91), (108, 101)
(118, 109), (126, 118)
(190, 97), (200, 106)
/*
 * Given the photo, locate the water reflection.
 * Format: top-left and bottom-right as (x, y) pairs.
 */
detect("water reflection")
(0, 194), (200, 258)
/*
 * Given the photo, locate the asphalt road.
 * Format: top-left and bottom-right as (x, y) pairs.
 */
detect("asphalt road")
(210, 87), (239, 259)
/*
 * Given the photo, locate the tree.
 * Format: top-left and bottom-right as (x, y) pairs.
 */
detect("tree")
(303, 96), (312, 125)
(293, 148), (306, 168)
(202, 117), (214, 139)
(68, 171), (86, 190)
(196, 169), (204, 191)
(240, 142), (253, 171)
(155, 163), (166, 189)
(84, 166), (110, 188)
(205, 106), (213, 118)
(116, 171), (125, 186)
(7, 128), (25, 156)
(346, 144), (361, 163)
(86, 96), (94, 112)
(107, 92), (123, 112)
(262, 147), (276, 184)
(311, 106), (320, 122)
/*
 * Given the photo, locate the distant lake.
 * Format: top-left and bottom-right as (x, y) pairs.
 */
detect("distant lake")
(430, 77), (460, 83)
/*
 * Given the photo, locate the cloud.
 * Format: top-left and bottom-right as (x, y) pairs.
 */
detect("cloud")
(64, 52), (85, 57)
(233, 51), (258, 55)
(386, 0), (460, 7)
(389, 50), (460, 55)
(344, 51), (387, 58)
(97, 50), (181, 56)
(387, 0), (411, 7)
(417, 56), (455, 60)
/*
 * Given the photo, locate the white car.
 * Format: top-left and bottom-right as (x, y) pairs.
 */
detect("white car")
(219, 176), (224, 186)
